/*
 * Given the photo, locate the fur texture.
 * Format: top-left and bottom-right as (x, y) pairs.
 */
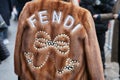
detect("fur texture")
(14, 0), (104, 80)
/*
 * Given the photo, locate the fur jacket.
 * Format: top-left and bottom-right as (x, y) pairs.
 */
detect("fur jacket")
(14, 0), (104, 80)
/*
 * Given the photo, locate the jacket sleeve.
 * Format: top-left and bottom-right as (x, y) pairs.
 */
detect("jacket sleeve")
(14, 2), (30, 76)
(82, 10), (104, 80)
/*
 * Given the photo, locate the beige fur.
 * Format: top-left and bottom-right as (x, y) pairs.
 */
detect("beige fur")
(14, 0), (104, 80)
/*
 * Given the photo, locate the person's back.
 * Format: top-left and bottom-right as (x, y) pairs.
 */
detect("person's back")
(14, 0), (104, 80)
(80, 0), (115, 71)
(80, 0), (115, 33)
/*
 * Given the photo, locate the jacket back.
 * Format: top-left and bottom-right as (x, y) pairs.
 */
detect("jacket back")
(14, 0), (104, 80)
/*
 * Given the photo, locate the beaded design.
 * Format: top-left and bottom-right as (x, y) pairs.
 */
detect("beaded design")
(56, 58), (80, 76)
(33, 31), (70, 56)
(24, 31), (79, 76)
(24, 52), (50, 69)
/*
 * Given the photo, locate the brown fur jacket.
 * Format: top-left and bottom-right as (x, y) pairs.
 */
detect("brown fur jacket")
(14, 0), (104, 80)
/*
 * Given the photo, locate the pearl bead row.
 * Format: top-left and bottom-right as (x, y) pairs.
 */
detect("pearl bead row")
(54, 34), (70, 43)
(24, 52), (79, 76)
(33, 41), (70, 55)
(55, 41), (69, 45)
(24, 52), (33, 64)
(55, 47), (70, 55)
(35, 31), (51, 40)
(35, 38), (49, 43)
(56, 58), (79, 76)
(33, 31), (70, 55)
(24, 52), (50, 69)
(66, 58), (79, 66)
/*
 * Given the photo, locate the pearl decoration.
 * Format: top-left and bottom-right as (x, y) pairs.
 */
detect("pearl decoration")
(24, 52), (50, 69)
(33, 31), (70, 56)
(24, 31), (79, 77)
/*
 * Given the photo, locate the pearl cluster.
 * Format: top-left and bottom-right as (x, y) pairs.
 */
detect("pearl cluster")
(24, 31), (78, 74)
(24, 52), (50, 69)
(33, 31), (70, 56)
(56, 58), (79, 76)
